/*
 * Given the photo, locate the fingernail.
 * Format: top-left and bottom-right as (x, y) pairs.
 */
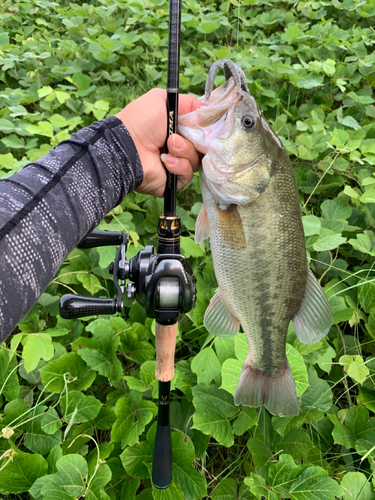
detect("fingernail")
(172, 134), (185, 150)
(161, 153), (179, 166)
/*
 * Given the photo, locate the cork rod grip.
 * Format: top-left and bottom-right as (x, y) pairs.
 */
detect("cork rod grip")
(155, 323), (177, 382)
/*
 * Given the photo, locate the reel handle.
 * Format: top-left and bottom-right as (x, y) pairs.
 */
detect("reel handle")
(59, 294), (118, 319)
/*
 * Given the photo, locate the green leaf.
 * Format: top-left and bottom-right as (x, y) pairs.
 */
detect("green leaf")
(322, 59), (336, 77)
(0, 152), (14, 169)
(47, 114), (68, 129)
(22, 333), (54, 373)
(272, 428), (313, 458)
(358, 280), (375, 313)
(349, 233), (375, 255)
(96, 245), (116, 268)
(111, 393), (157, 447)
(76, 326), (123, 381)
(0, 452), (48, 494)
(341, 472), (375, 500)
(180, 236), (204, 258)
(0, 32), (10, 46)
(24, 405), (62, 455)
(171, 432), (207, 500)
(27, 121), (54, 138)
(60, 390), (102, 424)
(330, 128), (349, 147)
(121, 439), (153, 479)
(3, 398), (29, 423)
(192, 385), (235, 447)
(272, 409), (324, 438)
(76, 272), (103, 294)
(286, 344), (309, 397)
(327, 414), (356, 449)
(72, 72), (91, 91)
(300, 366), (332, 412)
(0, 349), (20, 401)
(289, 466), (342, 500)
(247, 437), (273, 476)
(313, 230), (347, 251)
(286, 25), (303, 39)
(51, 454), (88, 497)
(0, 118), (15, 133)
(211, 478), (238, 499)
(86, 463), (112, 500)
(360, 189), (375, 204)
(40, 352), (89, 393)
(95, 406), (116, 431)
(200, 22), (219, 34)
(215, 337), (236, 364)
(1, 134), (25, 149)
(302, 215), (321, 236)
(245, 473), (278, 500)
(41, 407), (62, 435)
(268, 454), (305, 497)
(321, 197), (352, 221)
(232, 407), (257, 436)
(340, 355), (369, 385)
(191, 347), (221, 384)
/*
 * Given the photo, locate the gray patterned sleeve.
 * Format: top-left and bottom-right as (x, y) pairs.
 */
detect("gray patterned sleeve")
(0, 116), (144, 341)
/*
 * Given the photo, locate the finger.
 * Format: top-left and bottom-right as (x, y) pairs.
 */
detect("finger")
(179, 94), (203, 115)
(161, 154), (194, 191)
(167, 134), (201, 171)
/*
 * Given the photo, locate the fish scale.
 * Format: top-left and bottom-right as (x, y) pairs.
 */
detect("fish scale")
(179, 60), (332, 416)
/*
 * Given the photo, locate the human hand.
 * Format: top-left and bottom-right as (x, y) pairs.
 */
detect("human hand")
(116, 89), (202, 197)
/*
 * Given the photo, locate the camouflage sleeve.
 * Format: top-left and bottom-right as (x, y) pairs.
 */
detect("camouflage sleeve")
(0, 116), (143, 342)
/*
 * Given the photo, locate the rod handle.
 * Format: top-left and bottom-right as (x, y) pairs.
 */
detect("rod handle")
(155, 322), (177, 382)
(152, 423), (172, 489)
(59, 294), (118, 319)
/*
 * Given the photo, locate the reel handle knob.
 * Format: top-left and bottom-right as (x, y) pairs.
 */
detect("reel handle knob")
(78, 230), (125, 249)
(59, 294), (118, 319)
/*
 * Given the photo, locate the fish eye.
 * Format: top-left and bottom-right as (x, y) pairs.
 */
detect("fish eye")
(242, 116), (256, 130)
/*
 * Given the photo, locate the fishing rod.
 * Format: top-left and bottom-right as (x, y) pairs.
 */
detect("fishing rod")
(59, 0), (195, 490)
(152, 0), (182, 489)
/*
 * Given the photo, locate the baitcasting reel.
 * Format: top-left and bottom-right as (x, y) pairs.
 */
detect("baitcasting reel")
(59, 229), (195, 325)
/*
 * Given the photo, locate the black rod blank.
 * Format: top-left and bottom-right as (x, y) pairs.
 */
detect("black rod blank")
(163, 0), (181, 217)
(152, 0), (182, 490)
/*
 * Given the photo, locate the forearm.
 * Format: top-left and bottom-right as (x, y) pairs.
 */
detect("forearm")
(0, 116), (143, 341)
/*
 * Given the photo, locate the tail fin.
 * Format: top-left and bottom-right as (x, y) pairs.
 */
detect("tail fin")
(234, 357), (299, 416)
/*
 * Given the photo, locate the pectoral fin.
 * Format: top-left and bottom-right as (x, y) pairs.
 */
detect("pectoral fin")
(217, 205), (246, 252)
(204, 288), (240, 338)
(195, 203), (210, 243)
(292, 268), (333, 345)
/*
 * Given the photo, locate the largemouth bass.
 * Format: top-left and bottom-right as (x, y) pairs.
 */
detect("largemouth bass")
(179, 60), (332, 417)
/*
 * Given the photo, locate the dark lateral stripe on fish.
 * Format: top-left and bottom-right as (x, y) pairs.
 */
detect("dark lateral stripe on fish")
(217, 204), (246, 252)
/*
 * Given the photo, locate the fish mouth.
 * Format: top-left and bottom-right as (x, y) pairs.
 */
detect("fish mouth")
(205, 60), (250, 102)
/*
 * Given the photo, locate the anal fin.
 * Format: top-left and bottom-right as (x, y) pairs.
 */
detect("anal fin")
(204, 288), (240, 338)
(292, 268), (332, 345)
